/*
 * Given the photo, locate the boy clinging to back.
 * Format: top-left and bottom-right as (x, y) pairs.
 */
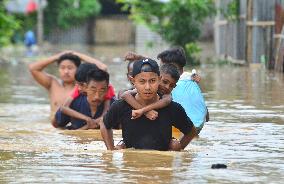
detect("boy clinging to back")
(53, 63), (115, 130)
(124, 49), (208, 133)
(121, 61), (193, 150)
(123, 63), (179, 119)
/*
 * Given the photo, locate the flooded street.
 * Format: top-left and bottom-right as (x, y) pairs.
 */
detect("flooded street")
(0, 47), (284, 183)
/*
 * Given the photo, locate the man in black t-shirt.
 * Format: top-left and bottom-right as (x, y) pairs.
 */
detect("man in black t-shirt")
(100, 59), (195, 151)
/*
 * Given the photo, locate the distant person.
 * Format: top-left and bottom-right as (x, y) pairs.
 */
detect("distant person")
(100, 59), (195, 151)
(54, 68), (114, 130)
(28, 51), (107, 117)
(24, 30), (36, 56)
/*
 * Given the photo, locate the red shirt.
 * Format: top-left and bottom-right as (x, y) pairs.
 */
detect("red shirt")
(71, 84), (115, 100)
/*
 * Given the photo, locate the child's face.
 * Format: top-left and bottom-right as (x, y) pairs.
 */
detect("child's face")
(76, 82), (87, 94)
(127, 62), (134, 85)
(158, 73), (177, 95)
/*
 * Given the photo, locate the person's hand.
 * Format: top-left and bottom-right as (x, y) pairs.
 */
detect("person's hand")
(124, 51), (142, 61)
(90, 117), (101, 129)
(131, 109), (144, 119)
(114, 141), (126, 150)
(191, 74), (201, 83)
(168, 139), (182, 151)
(144, 110), (158, 120)
(85, 117), (100, 129)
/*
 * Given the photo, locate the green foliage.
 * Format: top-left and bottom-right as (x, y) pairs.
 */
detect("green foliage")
(117, 0), (215, 64)
(222, 0), (240, 21)
(0, 3), (20, 46)
(44, 0), (101, 33)
(185, 42), (201, 65)
(14, 12), (37, 41)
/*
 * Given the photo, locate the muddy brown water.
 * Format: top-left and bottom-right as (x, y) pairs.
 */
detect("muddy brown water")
(0, 47), (283, 183)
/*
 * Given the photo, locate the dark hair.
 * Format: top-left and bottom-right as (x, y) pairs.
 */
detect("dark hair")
(127, 61), (135, 75)
(86, 68), (109, 85)
(57, 53), (81, 68)
(75, 63), (98, 83)
(160, 64), (180, 82)
(157, 47), (186, 68)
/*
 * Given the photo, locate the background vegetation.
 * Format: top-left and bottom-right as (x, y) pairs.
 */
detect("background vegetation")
(117, 0), (215, 64)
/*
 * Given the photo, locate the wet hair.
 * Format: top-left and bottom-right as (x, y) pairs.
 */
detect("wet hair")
(160, 64), (180, 82)
(157, 47), (186, 68)
(86, 68), (109, 85)
(75, 63), (98, 83)
(57, 53), (81, 68)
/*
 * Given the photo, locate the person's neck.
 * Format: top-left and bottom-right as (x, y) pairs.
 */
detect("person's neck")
(135, 93), (159, 106)
(63, 81), (75, 89)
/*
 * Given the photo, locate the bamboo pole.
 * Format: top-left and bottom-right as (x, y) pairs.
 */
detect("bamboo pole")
(246, 21), (275, 26)
(246, 0), (253, 64)
(274, 25), (284, 72)
(37, 0), (43, 46)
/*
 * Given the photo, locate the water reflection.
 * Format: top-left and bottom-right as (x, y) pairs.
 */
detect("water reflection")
(0, 48), (284, 183)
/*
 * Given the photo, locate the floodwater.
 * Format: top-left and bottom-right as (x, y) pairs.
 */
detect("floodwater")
(0, 46), (284, 183)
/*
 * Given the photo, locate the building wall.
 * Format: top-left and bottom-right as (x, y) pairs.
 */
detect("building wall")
(46, 15), (135, 45)
(46, 22), (89, 44)
(95, 16), (134, 44)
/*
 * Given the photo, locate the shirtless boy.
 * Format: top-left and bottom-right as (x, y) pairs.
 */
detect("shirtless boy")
(28, 51), (107, 115)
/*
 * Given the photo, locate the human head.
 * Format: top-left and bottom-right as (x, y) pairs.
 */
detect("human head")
(131, 58), (161, 102)
(126, 61), (135, 85)
(157, 47), (186, 74)
(75, 63), (98, 93)
(57, 53), (81, 83)
(159, 64), (180, 95)
(85, 68), (109, 107)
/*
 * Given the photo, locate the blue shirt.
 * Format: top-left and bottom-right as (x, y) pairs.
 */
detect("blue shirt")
(55, 95), (114, 130)
(172, 79), (207, 129)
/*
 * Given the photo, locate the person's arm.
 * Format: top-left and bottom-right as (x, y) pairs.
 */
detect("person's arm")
(131, 94), (172, 119)
(61, 105), (99, 129)
(171, 103), (196, 149)
(179, 127), (197, 149)
(124, 51), (146, 62)
(120, 89), (142, 110)
(61, 106), (91, 123)
(28, 51), (65, 89)
(121, 89), (159, 120)
(100, 120), (115, 150)
(102, 100), (110, 116)
(100, 101), (122, 150)
(73, 51), (107, 71)
(52, 109), (71, 128)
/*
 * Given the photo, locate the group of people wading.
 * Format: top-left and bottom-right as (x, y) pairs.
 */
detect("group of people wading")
(28, 47), (209, 151)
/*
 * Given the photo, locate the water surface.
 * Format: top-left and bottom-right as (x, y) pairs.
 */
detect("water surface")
(0, 48), (283, 183)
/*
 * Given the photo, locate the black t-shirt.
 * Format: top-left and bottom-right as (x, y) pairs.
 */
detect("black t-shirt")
(103, 99), (194, 151)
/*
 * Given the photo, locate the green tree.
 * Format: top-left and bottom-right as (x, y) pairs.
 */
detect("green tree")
(44, 0), (101, 33)
(0, 2), (20, 46)
(117, 0), (215, 64)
